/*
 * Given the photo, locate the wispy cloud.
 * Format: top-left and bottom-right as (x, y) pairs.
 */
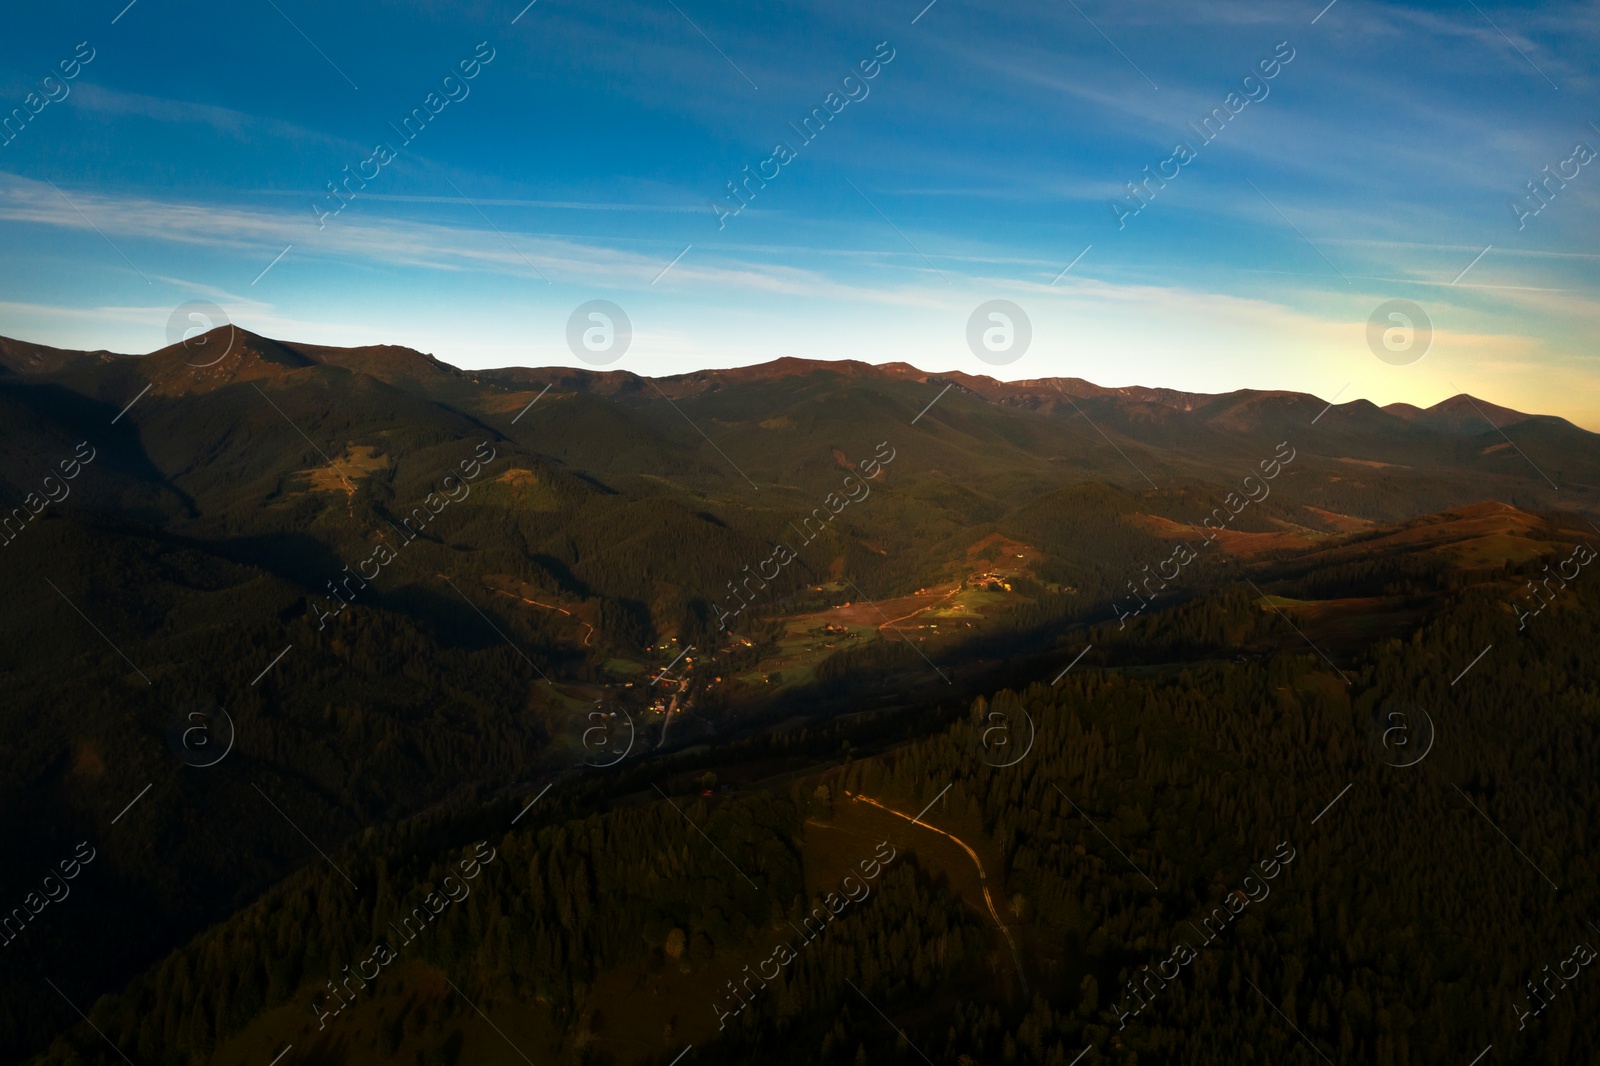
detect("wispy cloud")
(67, 84), (363, 152)
(248, 189), (709, 213)
(0, 173), (953, 307)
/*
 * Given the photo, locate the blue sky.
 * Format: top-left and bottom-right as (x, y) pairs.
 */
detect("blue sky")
(1, 0), (1597, 424)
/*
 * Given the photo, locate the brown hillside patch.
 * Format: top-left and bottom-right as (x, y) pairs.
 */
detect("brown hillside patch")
(1342, 502), (1547, 567)
(1279, 502), (1557, 573)
(965, 533), (1041, 569)
(1133, 513), (1318, 555)
(1303, 505), (1372, 533)
(488, 387), (558, 416)
(70, 743), (105, 780)
(1335, 456), (1408, 469)
(299, 444), (388, 494)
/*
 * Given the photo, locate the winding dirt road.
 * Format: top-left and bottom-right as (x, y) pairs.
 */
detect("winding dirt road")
(852, 792), (1027, 989)
(491, 587), (597, 646)
(872, 583), (961, 631)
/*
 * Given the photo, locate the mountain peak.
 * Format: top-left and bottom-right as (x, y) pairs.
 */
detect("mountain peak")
(141, 327), (315, 394)
(1384, 393), (1568, 435)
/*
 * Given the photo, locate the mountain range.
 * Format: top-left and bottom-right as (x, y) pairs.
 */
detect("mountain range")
(3, 326), (1597, 1065)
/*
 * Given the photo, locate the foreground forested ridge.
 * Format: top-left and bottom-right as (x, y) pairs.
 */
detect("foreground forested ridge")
(31, 573), (1600, 1065)
(3, 333), (1597, 1064)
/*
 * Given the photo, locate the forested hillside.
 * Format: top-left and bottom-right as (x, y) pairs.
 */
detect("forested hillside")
(3, 330), (1597, 1064)
(30, 567), (1600, 1066)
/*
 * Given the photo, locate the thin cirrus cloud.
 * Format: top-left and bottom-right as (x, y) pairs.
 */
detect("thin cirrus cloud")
(252, 191), (709, 213)
(0, 172), (952, 304)
(63, 83), (352, 148)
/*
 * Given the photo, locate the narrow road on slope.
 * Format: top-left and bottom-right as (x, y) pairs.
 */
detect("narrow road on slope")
(873, 583), (961, 631)
(851, 792), (1027, 990)
(490, 587), (597, 646)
